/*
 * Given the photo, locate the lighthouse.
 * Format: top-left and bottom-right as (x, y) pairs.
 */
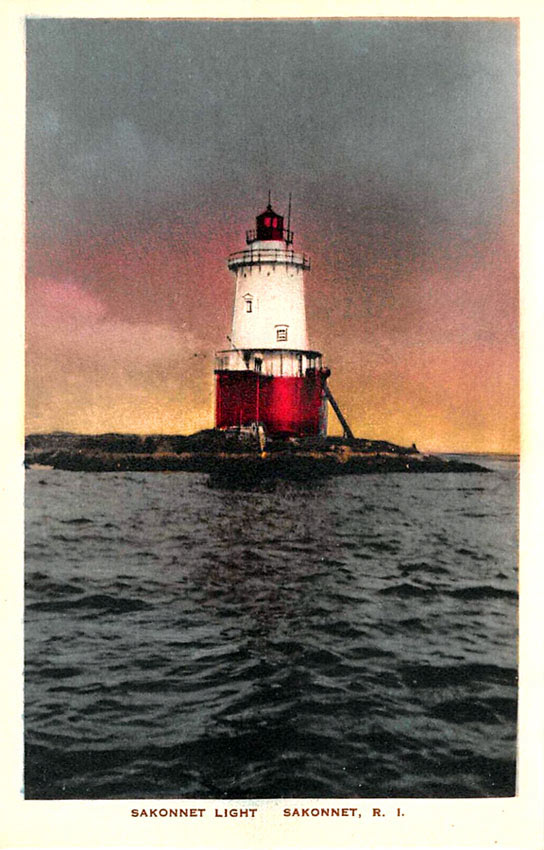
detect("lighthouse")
(214, 200), (331, 438)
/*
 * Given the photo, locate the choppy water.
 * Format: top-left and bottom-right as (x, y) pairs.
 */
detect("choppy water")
(25, 456), (518, 799)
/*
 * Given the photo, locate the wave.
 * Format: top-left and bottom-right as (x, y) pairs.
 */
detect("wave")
(379, 583), (439, 598)
(449, 586), (518, 601)
(399, 662), (517, 688)
(59, 517), (94, 525)
(430, 697), (517, 724)
(27, 594), (151, 614)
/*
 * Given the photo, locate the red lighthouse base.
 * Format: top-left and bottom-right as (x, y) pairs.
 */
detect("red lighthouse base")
(215, 369), (329, 437)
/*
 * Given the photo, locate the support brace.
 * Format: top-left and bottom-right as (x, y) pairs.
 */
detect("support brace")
(324, 385), (354, 441)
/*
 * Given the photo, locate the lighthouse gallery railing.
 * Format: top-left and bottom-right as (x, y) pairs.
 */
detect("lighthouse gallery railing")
(227, 247), (310, 271)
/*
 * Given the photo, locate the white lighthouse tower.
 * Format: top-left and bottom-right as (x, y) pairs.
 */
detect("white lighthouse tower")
(230, 205), (309, 353)
(215, 199), (331, 437)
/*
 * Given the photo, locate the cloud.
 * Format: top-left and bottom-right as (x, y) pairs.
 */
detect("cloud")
(25, 278), (210, 434)
(27, 277), (200, 367)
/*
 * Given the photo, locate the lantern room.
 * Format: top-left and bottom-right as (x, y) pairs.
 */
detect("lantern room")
(246, 203), (293, 245)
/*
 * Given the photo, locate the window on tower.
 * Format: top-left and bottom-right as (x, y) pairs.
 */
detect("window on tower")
(246, 300), (252, 313)
(276, 326), (288, 342)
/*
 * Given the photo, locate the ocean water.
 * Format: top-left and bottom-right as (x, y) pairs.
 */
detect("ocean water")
(24, 456), (518, 799)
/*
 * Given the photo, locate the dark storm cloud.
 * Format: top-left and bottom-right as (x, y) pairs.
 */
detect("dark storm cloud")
(27, 19), (517, 244)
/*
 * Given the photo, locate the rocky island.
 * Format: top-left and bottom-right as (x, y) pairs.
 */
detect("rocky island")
(25, 431), (488, 484)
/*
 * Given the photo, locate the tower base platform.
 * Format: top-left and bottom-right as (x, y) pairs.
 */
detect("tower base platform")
(215, 368), (329, 437)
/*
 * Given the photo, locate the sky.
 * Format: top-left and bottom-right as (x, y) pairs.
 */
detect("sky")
(26, 18), (519, 452)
